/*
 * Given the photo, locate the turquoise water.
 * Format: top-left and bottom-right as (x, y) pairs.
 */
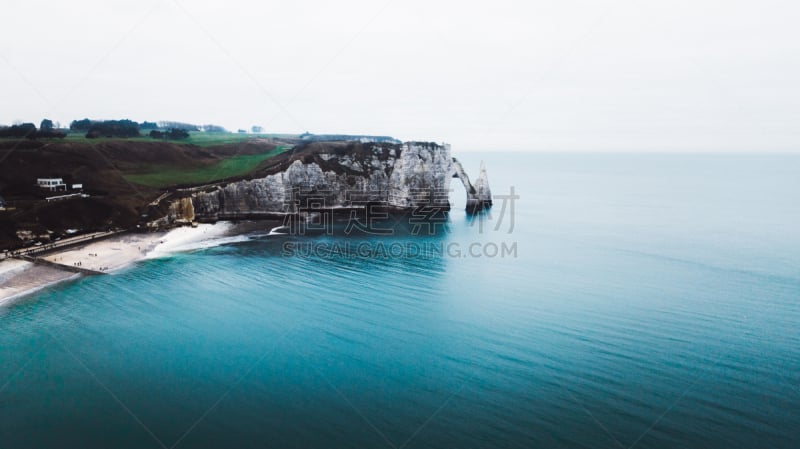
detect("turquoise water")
(2, 153), (799, 448)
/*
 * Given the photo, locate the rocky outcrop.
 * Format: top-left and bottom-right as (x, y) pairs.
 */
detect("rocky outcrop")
(151, 141), (491, 226)
(471, 161), (493, 211)
(149, 196), (195, 228)
(452, 158), (493, 212)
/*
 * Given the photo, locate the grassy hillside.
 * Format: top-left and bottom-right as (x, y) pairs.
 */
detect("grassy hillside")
(125, 145), (289, 188)
(0, 137), (295, 249)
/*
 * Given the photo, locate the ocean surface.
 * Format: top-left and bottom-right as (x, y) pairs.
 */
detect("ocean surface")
(1, 152), (799, 448)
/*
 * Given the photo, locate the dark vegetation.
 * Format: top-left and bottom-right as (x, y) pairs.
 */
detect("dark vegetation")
(86, 119), (141, 138)
(149, 128), (190, 140)
(68, 118), (93, 132)
(67, 118), (225, 138)
(202, 124), (227, 133)
(158, 121), (200, 131)
(71, 118), (141, 138)
(0, 122), (66, 139)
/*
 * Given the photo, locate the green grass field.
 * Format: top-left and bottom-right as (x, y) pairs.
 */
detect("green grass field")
(1, 132), (293, 189)
(125, 146), (289, 188)
(183, 131), (270, 146)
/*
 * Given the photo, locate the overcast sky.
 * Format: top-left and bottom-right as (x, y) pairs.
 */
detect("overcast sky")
(1, 0), (798, 151)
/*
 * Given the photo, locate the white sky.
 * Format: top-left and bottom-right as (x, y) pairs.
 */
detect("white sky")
(1, 0), (798, 151)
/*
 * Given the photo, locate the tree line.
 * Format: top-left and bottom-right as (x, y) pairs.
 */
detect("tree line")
(0, 119), (67, 139)
(1, 118), (231, 140)
(69, 118), (227, 138)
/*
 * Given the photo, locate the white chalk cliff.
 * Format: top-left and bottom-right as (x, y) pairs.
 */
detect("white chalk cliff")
(152, 141), (491, 226)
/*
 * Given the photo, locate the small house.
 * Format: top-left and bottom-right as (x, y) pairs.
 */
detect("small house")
(37, 178), (67, 191)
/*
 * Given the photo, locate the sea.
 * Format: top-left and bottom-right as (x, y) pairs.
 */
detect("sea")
(1, 152), (799, 448)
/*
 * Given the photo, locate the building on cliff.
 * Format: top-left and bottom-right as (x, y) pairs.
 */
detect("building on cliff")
(36, 178), (67, 192)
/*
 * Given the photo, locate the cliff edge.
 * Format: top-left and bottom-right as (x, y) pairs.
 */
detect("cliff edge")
(151, 141), (491, 226)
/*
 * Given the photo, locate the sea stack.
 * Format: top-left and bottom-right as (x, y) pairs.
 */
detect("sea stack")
(451, 157), (493, 213)
(469, 161), (493, 212)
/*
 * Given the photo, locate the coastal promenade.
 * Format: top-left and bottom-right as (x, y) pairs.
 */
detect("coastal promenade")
(1, 230), (125, 275)
(5, 230), (124, 259)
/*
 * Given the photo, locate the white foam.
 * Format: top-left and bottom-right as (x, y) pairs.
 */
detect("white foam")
(145, 222), (249, 258)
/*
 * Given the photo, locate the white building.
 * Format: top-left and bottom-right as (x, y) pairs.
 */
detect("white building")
(37, 178), (67, 191)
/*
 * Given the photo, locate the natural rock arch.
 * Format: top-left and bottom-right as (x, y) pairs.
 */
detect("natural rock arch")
(451, 158), (492, 213)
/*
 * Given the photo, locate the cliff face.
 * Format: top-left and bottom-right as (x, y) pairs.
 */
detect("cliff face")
(174, 142), (454, 222)
(149, 196), (195, 228)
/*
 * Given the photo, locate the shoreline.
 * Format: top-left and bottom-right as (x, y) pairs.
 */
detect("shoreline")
(0, 222), (240, 307)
